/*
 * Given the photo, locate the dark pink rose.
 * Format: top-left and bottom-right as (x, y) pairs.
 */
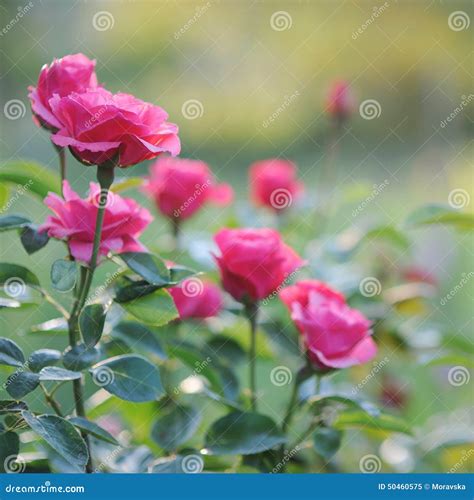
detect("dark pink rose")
(280, 280), (377, 370)
(213, 228), (304, 303)
(249, 159), (303, 212)
(49, 88), (180, 167)
(169, 280), (223, 319)
(40, 180), (152, 263)
(143, 156), (233, 220)
(28, 53), (99, 131)
(326, 80), (354, 121)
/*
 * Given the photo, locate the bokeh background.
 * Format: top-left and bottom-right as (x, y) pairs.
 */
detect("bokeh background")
(1, 0), (473, 473)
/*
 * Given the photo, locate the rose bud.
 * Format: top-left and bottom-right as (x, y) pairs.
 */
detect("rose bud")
(39, 180), (152, 263)
(326, 80), (354, 123)
(213, 228), (304, 303)
(49, 88), (180, 167)
(280, 280), (377, 371)
(249, 159), (303, 212)
(28, 53), (99, 131)
(169, 280), (223, 320)
(143, 156), (233, 221)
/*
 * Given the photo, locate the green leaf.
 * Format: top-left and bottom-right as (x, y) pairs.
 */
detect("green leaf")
(50, 259), (77, 292)
(0, 161), (61, 198)
(68, 416), (119, 446)
(0, 214), (31, 231)
(313, 427), (343, 459)
(206, 337), (246, 366)
(0, 337), (25, 367)
(114, 280), (160, 303)
(120, 288), (178, 326)
(27, 349), (61, 372)
(112, 321), (166, 360)
(168, 264), (198, 284)
(424, 354), (474, 369)
(38, 366), (81, 381)
(333, 410), (412, 435)
(110, 177), (144, 193)
(151, 404), (201, 451)
(62, 344), (100, 371)
(21, 411), (88, 471)
(150, 454), (204, 473)
(0, 262), (40, 290)
(204, 412), (286, 455)
(405, 204), (474, 231)
(79, 303), (106, 347)
(6, 371), (40, 398)
(0, 400), (28, 414)
(309, 395), (381, 417)
(90, 354), (164, 402)
(20, 225), (49, 254)
(0, 431), (20, 473)
(120, 252), (170, 286)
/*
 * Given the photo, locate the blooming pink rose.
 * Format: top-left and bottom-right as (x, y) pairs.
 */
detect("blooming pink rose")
(49, 88), (180, 167)
(40, 180), (152, 263)
(326, 80), (354, 121)
(143, 156), (233, 220)
(169, 280), (223, 319)
(28, 53), (99, 131)
(280, 280), (377, 370)
(249, 159), (303, 212)
(213, 228), (304, 303)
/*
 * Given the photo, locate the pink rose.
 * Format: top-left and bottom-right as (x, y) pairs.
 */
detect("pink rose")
(213, 228), (304, 303)
(49, 88), (180, 167)
(280, 280), (377, 370)
(326, 80), (354, 121)
(40, 180), (152, 263)
(28, 53), (99, 131)
(143, 156), (233, 220)
(169, 280), (223, 319)
(249, 159), (303, 212)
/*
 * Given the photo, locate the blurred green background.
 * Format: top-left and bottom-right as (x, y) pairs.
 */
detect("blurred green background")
(0, 0), (473, 473)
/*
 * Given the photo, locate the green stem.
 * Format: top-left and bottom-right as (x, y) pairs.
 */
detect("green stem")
(40, 384), (64, 417)
(171, 217), (181, 250)
(58, 147), (66, 194)
(281, 377), (300, 433)
(66, 163), (115, 474)
(245, 302), (259, 411)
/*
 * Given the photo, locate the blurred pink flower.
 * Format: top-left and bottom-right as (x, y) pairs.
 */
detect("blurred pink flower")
(249, 159), (304, 212)
(326, 80), (354, 121)
(143, 156), (233, 220)
(213, 228), (304, 303)
(40, 180), (152, 263)
(49, 88), (180, 167)
(169, 280), (223, 319)
(280, 280), (377, 370)
(28, 53), (99, 131)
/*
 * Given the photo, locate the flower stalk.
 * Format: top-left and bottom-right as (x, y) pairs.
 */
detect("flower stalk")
(244, 302), (259, 411)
